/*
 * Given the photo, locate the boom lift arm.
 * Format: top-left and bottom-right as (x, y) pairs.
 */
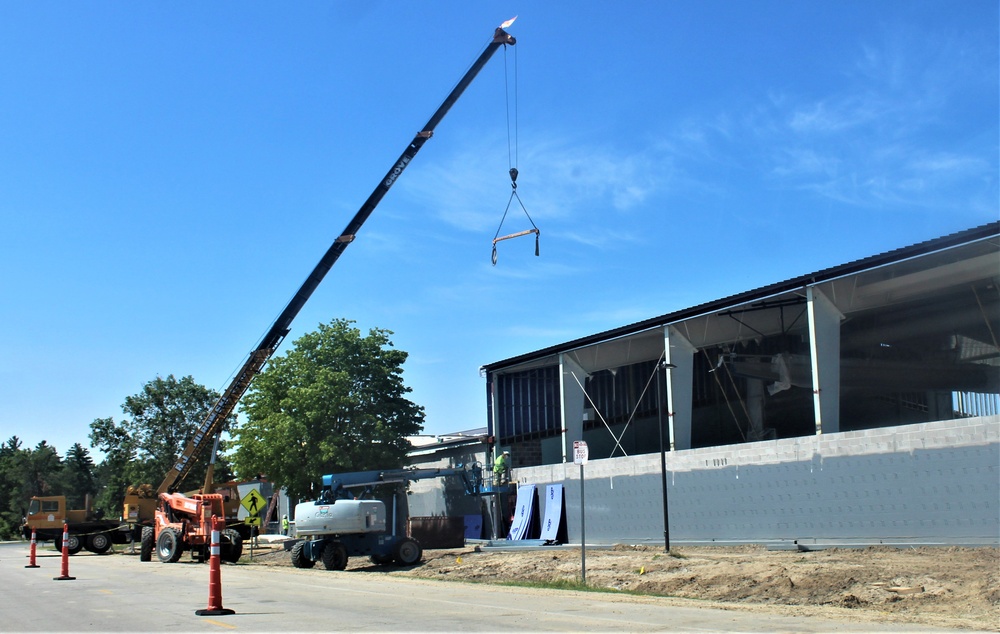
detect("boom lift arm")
(157, 23), (517, 495)
(317, 465), (483, 503)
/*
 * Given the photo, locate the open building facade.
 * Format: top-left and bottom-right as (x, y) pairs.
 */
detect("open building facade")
(411, 223), (999, 546)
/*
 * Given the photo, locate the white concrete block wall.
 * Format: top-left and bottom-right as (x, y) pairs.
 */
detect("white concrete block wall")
(506, 416), (999, 546)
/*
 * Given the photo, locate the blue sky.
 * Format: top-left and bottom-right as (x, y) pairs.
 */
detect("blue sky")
(2, 2), (996, 459)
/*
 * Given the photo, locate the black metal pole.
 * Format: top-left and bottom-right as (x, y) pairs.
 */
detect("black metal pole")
(657, 360), (673, 552)
(580, 462), (586, 584)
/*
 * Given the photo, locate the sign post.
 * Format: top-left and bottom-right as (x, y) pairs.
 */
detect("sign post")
(573, 440), (588, 585)
(241, 489), (267, 556)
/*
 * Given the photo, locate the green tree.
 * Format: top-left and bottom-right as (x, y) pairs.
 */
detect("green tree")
(231, 318), (424, 502)
(22, 440), (64, 498)
(64, 443), (97, 510)
(0, 439), (67, 539)
(89, 374), (233, 514)
(0, 436), (25, 539)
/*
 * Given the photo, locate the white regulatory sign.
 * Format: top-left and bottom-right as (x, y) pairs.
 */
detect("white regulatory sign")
(573, 440), (589, 465)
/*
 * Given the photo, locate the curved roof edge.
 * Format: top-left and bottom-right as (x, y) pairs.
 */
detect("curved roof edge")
(482, 221), (1000, 373)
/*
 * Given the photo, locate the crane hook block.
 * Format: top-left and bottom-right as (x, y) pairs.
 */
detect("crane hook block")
(509, 167), (518, 183)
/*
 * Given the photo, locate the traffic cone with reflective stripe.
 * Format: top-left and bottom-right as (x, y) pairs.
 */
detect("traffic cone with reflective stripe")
(53, 522), (76, 581)
(25, 528), (40, 568)
(195, 516), (235, 616)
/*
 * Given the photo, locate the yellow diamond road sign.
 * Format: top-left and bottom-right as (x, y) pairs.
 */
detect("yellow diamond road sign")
(241, 489), (267, 516)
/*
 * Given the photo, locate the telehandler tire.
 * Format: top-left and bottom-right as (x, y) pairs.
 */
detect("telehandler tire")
(140, 526), (153, 562)
(221, 529), (243, 563)
(156, 527), (183, 563)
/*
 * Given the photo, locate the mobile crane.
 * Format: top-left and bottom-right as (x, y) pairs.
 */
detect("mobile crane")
(127, 20), (517, 563)
(291, 465), (483, 569)
(21, 494), (132, 554)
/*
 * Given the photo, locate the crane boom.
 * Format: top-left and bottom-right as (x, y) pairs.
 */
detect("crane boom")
(158, 24), (517, 494)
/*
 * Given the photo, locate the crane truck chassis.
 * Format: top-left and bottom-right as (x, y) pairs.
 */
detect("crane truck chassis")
(21, 495), (132, 554)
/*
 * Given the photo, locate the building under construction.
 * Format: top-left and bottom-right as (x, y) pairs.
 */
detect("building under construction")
(411, 223), (999, 547)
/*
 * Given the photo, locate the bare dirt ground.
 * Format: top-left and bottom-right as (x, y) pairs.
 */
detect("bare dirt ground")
(243, 541), (999, 631)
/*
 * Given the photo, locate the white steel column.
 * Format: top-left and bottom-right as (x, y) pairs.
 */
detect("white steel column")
(559, 353), (587, 463)
(807, 286), (844, 435)
(665, 326), (697, 451)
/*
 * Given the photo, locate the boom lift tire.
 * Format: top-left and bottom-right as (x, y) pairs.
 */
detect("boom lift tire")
(86, 532), (112, 554)
(221, 529), (243, 563)
(156, 527), (184, 563)
(393, 537), (422, 566)
(140, 526), (153, 561)
(321, 542), (348, 571)
(290, 541), (315, 569)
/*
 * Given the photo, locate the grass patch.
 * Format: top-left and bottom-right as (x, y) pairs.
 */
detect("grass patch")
(498, 578), (628, 594)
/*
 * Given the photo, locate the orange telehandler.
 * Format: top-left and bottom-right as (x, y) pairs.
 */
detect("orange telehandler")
(140, 491), (242, 563)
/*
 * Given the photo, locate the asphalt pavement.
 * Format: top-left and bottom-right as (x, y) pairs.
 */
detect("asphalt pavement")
(0, 541), (983, 633)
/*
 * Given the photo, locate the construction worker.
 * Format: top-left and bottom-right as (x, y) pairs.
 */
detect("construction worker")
(494, 450), (510, 485)
(281, 514), (289, 536)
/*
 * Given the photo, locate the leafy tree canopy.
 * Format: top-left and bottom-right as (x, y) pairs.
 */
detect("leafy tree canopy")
(89, 374), (234, 513)
(231, 318), (424, 502)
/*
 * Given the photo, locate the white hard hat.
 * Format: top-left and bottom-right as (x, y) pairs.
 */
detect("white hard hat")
(503, 450), (510, 455)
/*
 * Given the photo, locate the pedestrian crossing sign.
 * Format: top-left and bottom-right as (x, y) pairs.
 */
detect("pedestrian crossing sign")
(240, 489), (267, 516)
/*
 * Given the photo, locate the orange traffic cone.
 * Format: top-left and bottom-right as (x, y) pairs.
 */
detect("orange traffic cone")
(53, 522), (76, 581)
(195, 516), (235, 616)
(25, 528), (40, 568)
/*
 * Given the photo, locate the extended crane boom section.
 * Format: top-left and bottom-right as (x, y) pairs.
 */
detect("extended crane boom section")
(159, 348), (272, 494)
(154, 25), (515, 496)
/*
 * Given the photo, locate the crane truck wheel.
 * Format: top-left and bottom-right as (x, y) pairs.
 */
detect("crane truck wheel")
(86, 532), (112, 554)
(290, 540), (315, 568)
(221, 529), (243, 563)
(55, 532), (83, 555)
(392, 538), (422, 566)
(139, 526), (154, 561)
(156, 527), (184, 563)
(321, 542), (348, 571)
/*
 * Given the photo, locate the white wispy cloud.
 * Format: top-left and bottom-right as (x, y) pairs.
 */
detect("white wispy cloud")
(399, 131), (672, 238)
(662, 28), (997, 216)
(775, 29), (996, 211)
(786, 96), (887, 135)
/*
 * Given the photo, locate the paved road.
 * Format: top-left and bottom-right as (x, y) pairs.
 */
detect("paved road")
(0, 542), (979, 632)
